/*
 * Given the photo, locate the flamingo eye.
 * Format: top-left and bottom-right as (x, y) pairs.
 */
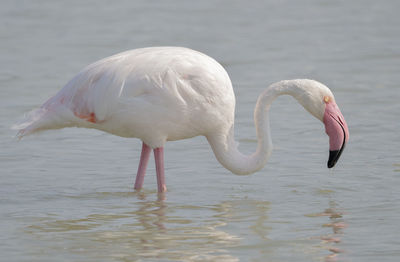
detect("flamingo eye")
(323, 96), (331, 103)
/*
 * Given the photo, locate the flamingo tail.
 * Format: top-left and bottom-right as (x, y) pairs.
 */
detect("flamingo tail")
(12, 105), (75, 139)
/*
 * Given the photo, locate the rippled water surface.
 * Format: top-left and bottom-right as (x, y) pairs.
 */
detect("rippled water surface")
(1, 0), (400, 261)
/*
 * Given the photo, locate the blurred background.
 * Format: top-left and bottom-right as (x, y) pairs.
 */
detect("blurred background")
(1, 0), (399, 261)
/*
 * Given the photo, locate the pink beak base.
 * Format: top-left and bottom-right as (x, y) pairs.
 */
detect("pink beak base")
(323, 101), (349, 168)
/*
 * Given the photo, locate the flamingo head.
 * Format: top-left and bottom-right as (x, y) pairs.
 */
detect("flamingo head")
(292, 80), (349, 168)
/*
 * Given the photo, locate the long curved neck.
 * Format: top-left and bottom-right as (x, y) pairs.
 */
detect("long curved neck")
(207, 80), (306, 175)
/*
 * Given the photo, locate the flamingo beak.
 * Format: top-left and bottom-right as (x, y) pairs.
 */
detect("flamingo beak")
(323, 100), (349, 168)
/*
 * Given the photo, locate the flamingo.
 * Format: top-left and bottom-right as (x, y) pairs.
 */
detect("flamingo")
(14, 47), (349, 193)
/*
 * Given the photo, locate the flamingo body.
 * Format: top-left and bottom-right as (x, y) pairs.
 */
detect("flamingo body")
(15, 47), (349, 193)
(29, 47), (235, 149)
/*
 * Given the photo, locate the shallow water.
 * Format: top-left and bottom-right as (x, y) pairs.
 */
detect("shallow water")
(1, 0), (400, 261)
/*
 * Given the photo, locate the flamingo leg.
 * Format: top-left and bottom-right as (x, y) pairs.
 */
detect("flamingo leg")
(134, 142), (151, 191)
(154, 147), (167, 193)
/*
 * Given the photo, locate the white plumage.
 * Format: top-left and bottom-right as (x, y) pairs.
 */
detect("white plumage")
(14, 47), (349, 193)
(17, 47), (234, 147)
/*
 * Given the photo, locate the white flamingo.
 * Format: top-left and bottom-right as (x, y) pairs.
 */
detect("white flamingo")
(14, 47), (349, 193)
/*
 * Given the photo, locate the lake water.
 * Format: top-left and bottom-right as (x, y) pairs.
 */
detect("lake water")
(1, 0), (399, 261)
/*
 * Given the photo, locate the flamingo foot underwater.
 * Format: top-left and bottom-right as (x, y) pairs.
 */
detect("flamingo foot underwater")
(14, 47), (349, 193)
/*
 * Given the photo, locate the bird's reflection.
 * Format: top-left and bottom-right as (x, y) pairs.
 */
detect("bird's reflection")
(132, 191), (167, 231)
(24, 189), (351, 261)
(24, 191), (246, 261)
(307, 200), (347, 262)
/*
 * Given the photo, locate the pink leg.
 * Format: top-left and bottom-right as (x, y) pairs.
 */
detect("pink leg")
(154, 147), (167, 193)
(134, 142), (151, 191)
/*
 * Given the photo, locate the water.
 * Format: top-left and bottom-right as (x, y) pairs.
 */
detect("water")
(1, 0), (399, 261)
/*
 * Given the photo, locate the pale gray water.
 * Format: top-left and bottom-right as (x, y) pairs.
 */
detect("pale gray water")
(1, 0), (399, 261)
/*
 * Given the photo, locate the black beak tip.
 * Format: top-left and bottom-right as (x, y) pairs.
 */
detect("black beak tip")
(327, 150), (341, 168)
